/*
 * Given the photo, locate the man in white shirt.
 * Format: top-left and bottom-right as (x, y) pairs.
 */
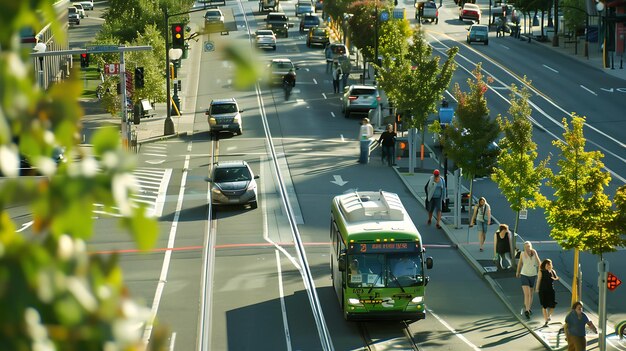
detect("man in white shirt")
(358, 118), (374, 164)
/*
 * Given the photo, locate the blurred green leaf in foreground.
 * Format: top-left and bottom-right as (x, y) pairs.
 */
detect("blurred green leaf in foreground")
(0, 1), (166, 350)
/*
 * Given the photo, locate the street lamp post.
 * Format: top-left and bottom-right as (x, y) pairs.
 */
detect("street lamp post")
(164, 8), (175, 136)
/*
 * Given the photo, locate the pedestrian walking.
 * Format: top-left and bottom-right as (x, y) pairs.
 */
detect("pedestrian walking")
(325, 44), (333, 73)
(469, 197), (491, 252)
(493, 224), (514, 270)
(376, 124), (396, 166)
(564, 301), (597, 351)
(358, 118), (374, 164)
(516, 241), (541, 320)
(424, 169), (446, 229)
(536, 258), (559, 327)
(332, 61), (343, 94)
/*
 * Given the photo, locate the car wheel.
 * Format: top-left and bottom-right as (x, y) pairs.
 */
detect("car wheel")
(485, 40), (489, 45)
(435, 18), (438, 24)
(285, 32), (289, 38)
(250, 200), (258, 209)
(273, 45), (277, 50)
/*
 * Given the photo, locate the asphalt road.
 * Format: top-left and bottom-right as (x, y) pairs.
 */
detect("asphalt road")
(68, 0), (625, 349)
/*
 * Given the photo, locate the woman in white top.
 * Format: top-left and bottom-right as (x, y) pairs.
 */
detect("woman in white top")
(358, 118), (374, 164)
(516, 241), (541, 320)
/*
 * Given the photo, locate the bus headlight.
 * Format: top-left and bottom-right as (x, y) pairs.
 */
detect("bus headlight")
(411, 296), (424, 304)
(348, 298), (363, 306)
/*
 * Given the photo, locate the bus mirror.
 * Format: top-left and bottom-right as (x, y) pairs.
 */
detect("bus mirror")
(425, 256), (433, 269)
(338, 254), (346, 272)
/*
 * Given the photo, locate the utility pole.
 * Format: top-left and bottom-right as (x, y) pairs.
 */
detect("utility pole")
(598, 260), (608, 351)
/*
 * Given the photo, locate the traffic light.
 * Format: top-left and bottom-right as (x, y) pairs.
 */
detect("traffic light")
(171, 24), (184, 49)
(80, 53), (90, 68)
(134, 67), (144, 88)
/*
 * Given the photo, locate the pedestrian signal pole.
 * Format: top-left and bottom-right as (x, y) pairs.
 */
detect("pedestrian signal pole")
(598, 260), (608, 351)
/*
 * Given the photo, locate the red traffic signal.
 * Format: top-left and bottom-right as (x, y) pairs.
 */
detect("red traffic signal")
(80, 53), (90, 68)
(171, 24), (185, 49)
(607, 272), (622, 291)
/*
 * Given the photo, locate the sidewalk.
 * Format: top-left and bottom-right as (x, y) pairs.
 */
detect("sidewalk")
(391, 156), (604, 350)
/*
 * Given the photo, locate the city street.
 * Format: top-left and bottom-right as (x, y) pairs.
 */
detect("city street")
(65, 0), (626, 349)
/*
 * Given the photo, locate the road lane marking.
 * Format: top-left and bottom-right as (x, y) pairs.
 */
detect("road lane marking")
(276, 250), (294, 351)
(426, 305), (482, 351)
(542, 64), (559, 73)
(142, 154), (190, 344)
(580, 84), (597, 95)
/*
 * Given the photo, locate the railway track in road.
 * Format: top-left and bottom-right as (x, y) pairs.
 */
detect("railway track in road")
(357, 321), (422, 351)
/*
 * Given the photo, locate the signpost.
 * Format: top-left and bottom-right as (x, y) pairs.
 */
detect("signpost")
(30, 46), (152, 151)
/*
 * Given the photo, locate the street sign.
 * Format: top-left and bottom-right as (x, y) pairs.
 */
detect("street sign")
(104, 63), (120, 75)
(204, 41), (215, 52)
(519, 209), (528, 220)
(607, 272), (622, 291)
(88, 45), (119, 53)
(380, 10), (390, 21)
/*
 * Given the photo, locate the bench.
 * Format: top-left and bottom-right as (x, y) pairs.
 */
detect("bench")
(140, 99), (156, 118)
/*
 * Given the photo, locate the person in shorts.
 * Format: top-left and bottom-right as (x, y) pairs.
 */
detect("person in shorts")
(516, 241), (541, 320)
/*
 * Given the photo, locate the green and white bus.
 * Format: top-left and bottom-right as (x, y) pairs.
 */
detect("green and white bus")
(330, 190), (433, 321)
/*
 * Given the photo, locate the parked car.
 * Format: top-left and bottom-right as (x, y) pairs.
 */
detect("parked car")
(295, 0), (314, 16)
(299, 13), (321, 33)
(74, 3), (86, 18)
(205, 98), (243, 136)
(265, 12), (291, 38)
(459, 3), (481, 23)
(416, 0), (438, 23)
(68, 7), (80, 25)
(255, 29), (277, 50)
(341, 85), (380, 118)
(79, 0), (94, 10)
(467, 24), (489, 44)
(207, 160), (259, 209)
(268, 58), (298, 85)
(306, 26), (330, 47)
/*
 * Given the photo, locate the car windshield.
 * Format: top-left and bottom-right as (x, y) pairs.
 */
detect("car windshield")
(214, 167), (252, 182)
(331, 45), (346, 55)
(472, 27), (488, 33)
(211, 103), (238, 114)
(304, 17), (320, 24)
(206, 10), (221, 16)
(271, 61), (293, 70)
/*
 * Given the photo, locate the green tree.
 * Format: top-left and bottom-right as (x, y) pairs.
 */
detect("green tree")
(347, 0), (390, 61)
(545, 115), (620, 254)
(377, 27), (457, 168)
(0, 2), (166, 349)
(491, 80), (551, 249)
(544, 115), (623, 303)
(442, 64), (499, 207)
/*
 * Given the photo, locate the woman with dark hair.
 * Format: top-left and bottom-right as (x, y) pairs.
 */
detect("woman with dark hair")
(493, 224), (513, 270)
(536, 258), (559, 327)
(564, 301), (597, 350)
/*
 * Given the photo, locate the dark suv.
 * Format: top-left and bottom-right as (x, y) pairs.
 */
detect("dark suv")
(265, 12), (291, 37)
(299, 13), (321, 33)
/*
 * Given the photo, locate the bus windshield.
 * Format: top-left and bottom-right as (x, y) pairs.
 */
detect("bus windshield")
(348, 253), (423, 288)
